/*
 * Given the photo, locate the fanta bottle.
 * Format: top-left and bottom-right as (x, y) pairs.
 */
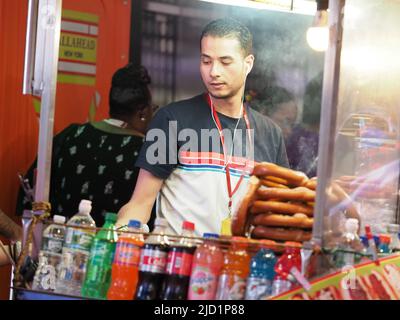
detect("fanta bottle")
(188, 233), (224, 300)
(215, 237), (250, 300)
(107, 220), (144, 300)
(271, 242), (302, 296)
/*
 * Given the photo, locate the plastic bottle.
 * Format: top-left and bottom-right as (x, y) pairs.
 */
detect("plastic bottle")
(32, 215), (66, 292)
(107, 220), (144, 300)
(81, 212), (118, 299)
(335, 218), (363, 268)
(215, 237), (251, 300)
(378, 234), (391, 256)
(56, 200), (96, 296)
(387, 224), (400, 252)
(188, 233), (224, 300)
(271, 242), (302, 296)
(365, 225), (378, 261)
(245, 248), (276, 300)
(159, 221), (196, 300)
(135, 218), (170, 300)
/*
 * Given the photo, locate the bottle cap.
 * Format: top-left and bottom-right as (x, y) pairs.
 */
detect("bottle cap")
(379, 234), (391, 244)
(78, 199), (92, 214)
(345, 218), (359, 234)
(128, 219), (141, 229)
(182, 221), (195, 231)
(53, 215), (66, 224)
(154, 217), (168, 227)
(203, 233), (219, 239)
(105, 212), (118, 222)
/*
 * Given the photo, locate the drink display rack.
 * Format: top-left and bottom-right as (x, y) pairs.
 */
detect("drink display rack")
(13, 0), (400, 300)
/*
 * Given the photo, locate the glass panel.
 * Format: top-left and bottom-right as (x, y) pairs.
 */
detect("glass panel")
(325, 0), (400, 246)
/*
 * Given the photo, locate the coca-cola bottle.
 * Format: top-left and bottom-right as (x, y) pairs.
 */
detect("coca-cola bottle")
(159, 221), (196, 300)
(135, 218), (170, 300)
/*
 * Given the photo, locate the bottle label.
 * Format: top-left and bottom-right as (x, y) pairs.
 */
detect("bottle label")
(216, 274), (247, 300)
(245, 277), (272, 300)
(42, 236), (63, 254)
(114, 241), (141, 267)
(65, 227), (95, 252)
(139, 247), (167, 273)
(85, 241), (115, 282)
(188, 265), (218, 300)
(33, 253), (61, 291)
(166, 250), (193, 276)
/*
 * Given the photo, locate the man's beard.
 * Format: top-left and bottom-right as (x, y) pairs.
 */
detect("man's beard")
(208, 87), (238, 100)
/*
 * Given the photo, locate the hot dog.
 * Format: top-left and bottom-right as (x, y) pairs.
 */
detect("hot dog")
(253, 162), (309, 186)
(256, 187), (315, 202)
(252, 213), (314, 229)
(231, 175), (261, 236)
(251, 226), (312, 242)
(250, 200), (314, 217)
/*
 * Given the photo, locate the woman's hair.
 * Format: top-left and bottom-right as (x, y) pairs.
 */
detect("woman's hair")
(109, 64), (152, 119)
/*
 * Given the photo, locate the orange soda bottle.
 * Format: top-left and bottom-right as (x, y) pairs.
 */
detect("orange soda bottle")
(215, 237), (251, 300)
(107, 220), (144, 300)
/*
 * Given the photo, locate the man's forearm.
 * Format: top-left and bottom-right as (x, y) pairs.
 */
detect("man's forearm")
(0, 210), (22, 242)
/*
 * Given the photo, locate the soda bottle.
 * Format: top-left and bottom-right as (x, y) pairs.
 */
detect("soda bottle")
(56, 200), (96, 296)
(107, 220), (144, 300)
(135, 217), (170, 300)
(81, 212), (118, 299)
(188, 233), (224, 300)
(159, 221), (196, 300)
(271, 242), (302, 296)
(245, 248), (276, 300)
(215, 237), (251, 300)
(32, 215), (66, 292)
(378, 234), (391, 256)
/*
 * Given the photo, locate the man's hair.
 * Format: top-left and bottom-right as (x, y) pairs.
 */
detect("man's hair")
(303, 73), (323, 125)
(109, 64), (152, 119)
(200, 18), (253, 56)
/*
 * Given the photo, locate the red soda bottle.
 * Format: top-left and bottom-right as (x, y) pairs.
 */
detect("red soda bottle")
(159, 221), (196, 300)
(135, 218), (170, 300)
(271, 242), (302, 296)
(107, 220), (144, 300)
(215, 237), (251, 300)
(188, 233), (224, 300)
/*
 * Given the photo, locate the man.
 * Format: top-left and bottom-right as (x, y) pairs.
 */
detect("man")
(118, 18), (288, 236)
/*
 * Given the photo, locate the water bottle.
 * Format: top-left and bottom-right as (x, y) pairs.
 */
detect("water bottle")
(245, 248), (276, 300)
(56, 200), (96, 296)
(32, 215), (66, 292)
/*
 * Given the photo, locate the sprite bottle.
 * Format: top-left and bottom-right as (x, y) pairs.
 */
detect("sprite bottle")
(81, 212), (118, 299)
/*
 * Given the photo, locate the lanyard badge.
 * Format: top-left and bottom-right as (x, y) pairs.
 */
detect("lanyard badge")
(205, 93), (252, 236)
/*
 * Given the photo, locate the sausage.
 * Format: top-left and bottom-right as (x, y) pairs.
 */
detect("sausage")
(302, 177), (317, 190)
(260, 179), (290, 189)
(256, 187), (316, 202)
(253, 162), (309, 186)
(231, 175), (261, 236)
(250, 200), (314, 217)
(264, 176), (289, 185)
(251, 226), (312, 242)
(331, 181), (361, 228)
(252, 213), (314, 229)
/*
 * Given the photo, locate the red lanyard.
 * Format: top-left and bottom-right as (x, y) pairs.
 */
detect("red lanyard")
(205, 93), (252, 214)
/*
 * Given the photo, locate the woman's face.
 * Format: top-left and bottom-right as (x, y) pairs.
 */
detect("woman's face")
(269, 100), (298, 140)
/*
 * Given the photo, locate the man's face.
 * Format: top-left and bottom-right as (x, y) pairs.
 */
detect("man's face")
(200, 36), (254, 100)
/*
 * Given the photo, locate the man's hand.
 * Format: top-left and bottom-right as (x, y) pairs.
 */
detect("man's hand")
(117, 169), (164, 227)
(0, 209), (22, 242)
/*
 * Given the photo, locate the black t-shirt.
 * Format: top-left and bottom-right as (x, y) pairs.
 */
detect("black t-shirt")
(135, 93), (288, 236)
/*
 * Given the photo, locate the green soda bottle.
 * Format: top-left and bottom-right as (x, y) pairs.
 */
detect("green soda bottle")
(81, 212), (118, 299)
